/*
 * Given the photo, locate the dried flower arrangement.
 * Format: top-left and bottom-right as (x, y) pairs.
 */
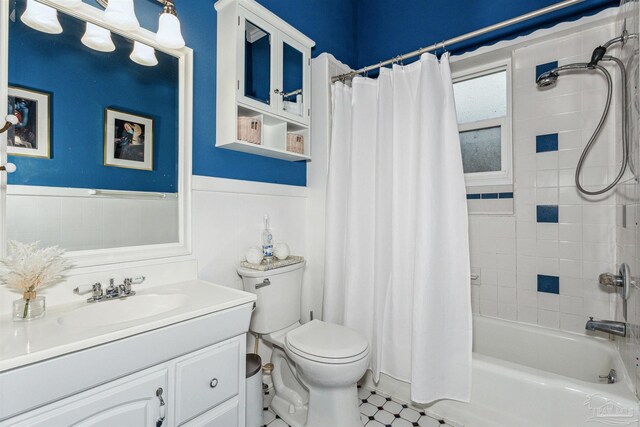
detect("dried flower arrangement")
(1, 241), (72, 319)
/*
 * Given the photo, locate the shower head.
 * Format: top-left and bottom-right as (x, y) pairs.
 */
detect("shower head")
(536, 71), (559, 87)
(536, 63), (590, 88)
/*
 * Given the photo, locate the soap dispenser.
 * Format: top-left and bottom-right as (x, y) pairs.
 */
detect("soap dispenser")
(262, 215), (274, 261)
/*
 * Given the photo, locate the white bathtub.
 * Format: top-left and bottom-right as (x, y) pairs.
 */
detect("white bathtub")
(428, 316), (639, 427)
(363, 315), (640, 427)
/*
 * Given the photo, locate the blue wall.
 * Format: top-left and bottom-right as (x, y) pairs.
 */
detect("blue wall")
(9, 1), (179, 192)
(21, 0), (619, 188)
(179, 0), (616, 187)
(355, 0), (620, 68)
(177, 0), (358, 187)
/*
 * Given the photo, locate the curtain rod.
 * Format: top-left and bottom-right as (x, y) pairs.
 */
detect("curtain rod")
(332, 0), (585, 83)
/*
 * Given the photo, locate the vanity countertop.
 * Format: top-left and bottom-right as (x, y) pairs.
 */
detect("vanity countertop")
(0, 280), (256, 372)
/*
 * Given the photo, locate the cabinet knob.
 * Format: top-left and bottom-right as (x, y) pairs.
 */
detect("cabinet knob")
(210, 378), (219, 388)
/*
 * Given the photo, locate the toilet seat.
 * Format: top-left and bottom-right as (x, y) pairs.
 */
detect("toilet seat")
(285, 320), (369, 364)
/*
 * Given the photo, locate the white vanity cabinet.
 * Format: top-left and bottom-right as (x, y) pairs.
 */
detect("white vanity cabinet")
(4, 337), (243, 427)
(215, 0), (315, 161)
(0, 293), (255, 427)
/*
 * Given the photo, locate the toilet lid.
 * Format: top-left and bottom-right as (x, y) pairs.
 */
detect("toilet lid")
(285, 320), (369, 360)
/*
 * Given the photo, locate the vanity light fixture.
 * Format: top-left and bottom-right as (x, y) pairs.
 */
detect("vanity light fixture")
(0, 114), (19, 134)
(104, 0), (140, 32)
(0, 163), (17, 174)
(21, 0), (63, 34)
(156, 0), (185, 49)
(81, 22), (116, 52)
(130, 41), (158, 66)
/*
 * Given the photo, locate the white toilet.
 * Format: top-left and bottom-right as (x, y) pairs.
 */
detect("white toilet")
(238, 262), (370, 427)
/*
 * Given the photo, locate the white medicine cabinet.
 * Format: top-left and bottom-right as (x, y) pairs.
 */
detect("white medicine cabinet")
(215, 0), (315, 161)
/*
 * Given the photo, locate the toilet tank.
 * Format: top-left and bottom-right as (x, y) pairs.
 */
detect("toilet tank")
(237, 261), (305, 335)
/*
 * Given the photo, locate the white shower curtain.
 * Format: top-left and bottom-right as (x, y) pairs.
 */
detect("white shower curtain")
(323, 53), (472, 404)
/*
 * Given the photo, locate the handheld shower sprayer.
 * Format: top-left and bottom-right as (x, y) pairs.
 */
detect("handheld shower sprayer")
(535, 32), (637, 196)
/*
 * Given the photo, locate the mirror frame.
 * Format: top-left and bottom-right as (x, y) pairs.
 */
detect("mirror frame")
(0, 0), (193, 268)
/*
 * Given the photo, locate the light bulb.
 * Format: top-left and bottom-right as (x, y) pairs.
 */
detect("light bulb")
(81, 22), (115, 52)
(130, 41), (158, 67)
(104, 0), (139, 32)
(2, 163), (17, 174)
(156, 4), (185, 49)
(21, 0), (63, 34)
(5, 114), (19, 126)
(51, 0), (82, 7)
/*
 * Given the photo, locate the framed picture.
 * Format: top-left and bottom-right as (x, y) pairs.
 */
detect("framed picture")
(7, 86), (50, 158)
(104, 108), (153, 171)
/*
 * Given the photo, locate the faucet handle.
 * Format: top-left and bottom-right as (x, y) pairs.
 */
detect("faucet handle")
(74, 283), (101, 295)
(599, 272), (623, 287)
(128, 276), (146, 285)
(74, 283), (103, 300)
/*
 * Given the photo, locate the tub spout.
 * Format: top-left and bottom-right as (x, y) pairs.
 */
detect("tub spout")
(585, 317), (626, 337)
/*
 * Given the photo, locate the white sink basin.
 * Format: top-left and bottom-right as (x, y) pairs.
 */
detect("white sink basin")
(57, 294), (189, 328)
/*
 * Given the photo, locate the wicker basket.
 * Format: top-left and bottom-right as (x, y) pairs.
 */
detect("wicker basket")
(237, 116), (262, 145)
(286, 133), (304, 154)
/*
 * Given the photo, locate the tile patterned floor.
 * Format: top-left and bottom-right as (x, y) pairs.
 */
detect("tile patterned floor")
(262, 385), (461, 427)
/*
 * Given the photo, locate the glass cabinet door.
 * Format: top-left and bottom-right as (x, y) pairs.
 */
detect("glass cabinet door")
(239, 10), (275, 111)
(277, 34), (309, 124)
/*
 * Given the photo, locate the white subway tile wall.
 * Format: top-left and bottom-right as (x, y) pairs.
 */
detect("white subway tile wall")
(469, 21), (622, 334)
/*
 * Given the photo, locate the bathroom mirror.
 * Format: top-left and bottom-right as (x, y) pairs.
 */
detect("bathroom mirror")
(0, 0), (193, 265)
(244, 20), (271, 105)
(281, 42), (303, 117)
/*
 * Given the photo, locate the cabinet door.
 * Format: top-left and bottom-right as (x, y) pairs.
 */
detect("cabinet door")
(238, 7), (277, 114)
(276, 33), (310, 126)
(6, 368), (168, 427)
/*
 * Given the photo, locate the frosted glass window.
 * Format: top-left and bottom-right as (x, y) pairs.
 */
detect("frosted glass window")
(459, 126), (501, 173)
(453, 71), (506, 124)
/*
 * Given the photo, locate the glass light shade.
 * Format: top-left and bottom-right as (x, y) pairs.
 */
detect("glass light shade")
(104, 0), (139, 31)
(130, 41), (158, 67)
(156, 12), (185, 49)
(52, 0), (83, 7)
(21, 0), (63, 35)
(81, 23), (115, 52)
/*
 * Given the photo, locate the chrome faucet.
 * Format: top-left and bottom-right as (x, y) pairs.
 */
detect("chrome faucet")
(585, 317), (626, 337)
(74, 276), (145, 303)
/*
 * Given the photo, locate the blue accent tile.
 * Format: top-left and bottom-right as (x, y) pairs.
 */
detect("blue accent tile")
(481, 193), (499, 199)
(536, 133), (559, 153)
(536, 61), (558, 80)
(498, 192), (514, 199)
(537, 275), (560, 294)
(466, 194), (481, 200)
(537, 205), (559, 223)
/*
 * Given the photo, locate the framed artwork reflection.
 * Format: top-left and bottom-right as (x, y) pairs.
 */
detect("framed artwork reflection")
(104, 108), (153, 171)
(7, 86), (51, 158)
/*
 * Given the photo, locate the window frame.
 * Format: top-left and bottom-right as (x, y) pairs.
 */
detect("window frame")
(453, 59), (513, 187)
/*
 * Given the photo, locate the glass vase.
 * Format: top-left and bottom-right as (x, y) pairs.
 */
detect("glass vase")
(13, 294), (46, 321)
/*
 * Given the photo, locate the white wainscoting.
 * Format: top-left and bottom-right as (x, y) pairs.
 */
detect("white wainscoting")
(6, 186), (179, 251)
(191, 176), (313, 316)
